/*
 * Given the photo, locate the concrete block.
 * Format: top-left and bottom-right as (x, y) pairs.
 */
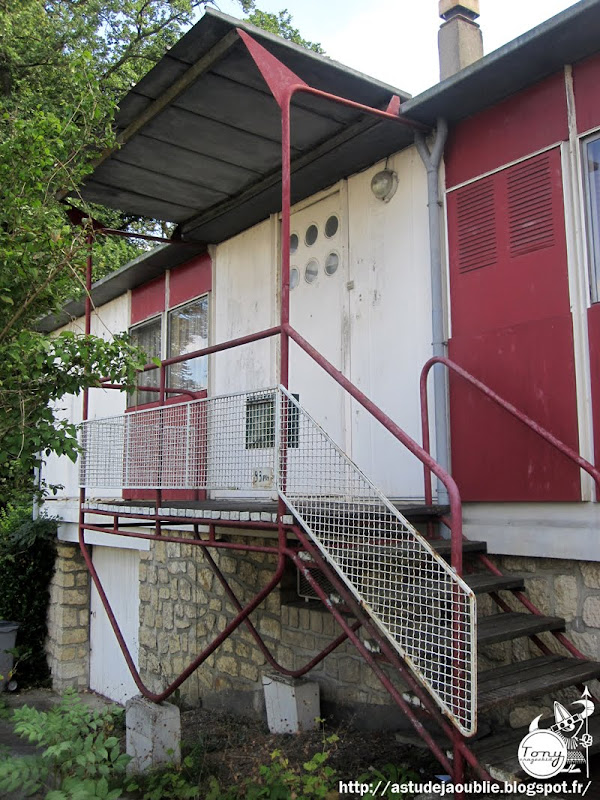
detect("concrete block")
(126, 696), (181, 773)
(262, 672), (320, 734)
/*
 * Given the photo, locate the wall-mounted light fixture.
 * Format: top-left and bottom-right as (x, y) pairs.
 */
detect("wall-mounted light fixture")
(370, 169), (398, 203)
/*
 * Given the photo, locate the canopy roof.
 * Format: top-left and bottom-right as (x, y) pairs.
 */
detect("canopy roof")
(79, 9), (414, 244)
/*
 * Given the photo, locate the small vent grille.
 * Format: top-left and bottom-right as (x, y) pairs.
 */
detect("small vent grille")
(508, 153), (555, 257)
(296, 564), (336, 603)
(456, 178), (497, 273)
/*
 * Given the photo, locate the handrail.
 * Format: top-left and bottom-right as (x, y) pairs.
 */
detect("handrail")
(420, 356), (600, 501)
(283, 323), (465, 575)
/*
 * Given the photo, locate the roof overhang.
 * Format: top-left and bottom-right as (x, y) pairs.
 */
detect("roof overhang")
(78, 9), (415, 245)
(404, 0), (600, 125)
(36, 242), (206, 333)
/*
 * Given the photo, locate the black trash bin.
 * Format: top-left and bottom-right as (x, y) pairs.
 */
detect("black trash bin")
(0, 621), (19, 692)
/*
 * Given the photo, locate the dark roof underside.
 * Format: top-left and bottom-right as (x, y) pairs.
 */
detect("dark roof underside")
(79, 9), (414, 244)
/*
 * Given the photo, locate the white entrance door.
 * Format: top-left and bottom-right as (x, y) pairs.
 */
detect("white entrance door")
(90, 546), (140, 704)
(288, 189), (349, 451)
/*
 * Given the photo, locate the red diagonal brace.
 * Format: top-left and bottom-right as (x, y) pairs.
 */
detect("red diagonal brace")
(237, 28), (307, 109)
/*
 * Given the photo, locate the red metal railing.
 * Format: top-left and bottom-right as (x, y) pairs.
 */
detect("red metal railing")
(420, 356), (600, 501)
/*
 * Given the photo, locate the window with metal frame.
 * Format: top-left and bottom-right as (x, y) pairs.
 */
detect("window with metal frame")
(167, 295), (209, 393)
(583, 134), (600, 303)
(129, 316), (161, 406)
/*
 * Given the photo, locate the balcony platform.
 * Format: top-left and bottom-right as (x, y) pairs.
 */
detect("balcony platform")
(83, 499), (448, 526)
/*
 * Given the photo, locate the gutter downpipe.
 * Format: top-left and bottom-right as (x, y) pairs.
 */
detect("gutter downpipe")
(415, 119), (450, 506)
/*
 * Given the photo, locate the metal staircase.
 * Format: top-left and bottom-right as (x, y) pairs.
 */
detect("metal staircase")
(79, 378), (600, 784)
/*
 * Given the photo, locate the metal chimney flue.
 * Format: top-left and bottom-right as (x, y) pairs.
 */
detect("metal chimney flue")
(438, 0), (483, 80)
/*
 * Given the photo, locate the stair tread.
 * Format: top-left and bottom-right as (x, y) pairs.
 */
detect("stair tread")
(479, 655), (600, 709)
(478, 612), (564, 645)
(473, 709), (600, 779)
(464, 573), (525, 594)
(428, 539), (487, 556)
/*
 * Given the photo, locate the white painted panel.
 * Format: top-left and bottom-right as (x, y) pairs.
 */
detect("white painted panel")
(212, 218), (277, 396)
(289, 190), (348, 452)
(42, 295), (130, 502)
(90, 546), (140, 704)
(347, 147), (432, 498)
(211, 220), (277, 498)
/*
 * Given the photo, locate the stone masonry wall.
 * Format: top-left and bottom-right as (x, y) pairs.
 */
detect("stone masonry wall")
(46, 542), (90, 690)
(137, 532), (409, 720)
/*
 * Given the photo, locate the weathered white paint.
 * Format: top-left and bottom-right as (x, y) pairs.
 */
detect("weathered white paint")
(90, 545), (140, 704)
(463, 502), (600, 561)
(211, 217), (278, 395)
(347, 147), (433, 497)
(41, 294), (130, 507)
(57, 518), (150, 550)
(289, 188), (348, 452)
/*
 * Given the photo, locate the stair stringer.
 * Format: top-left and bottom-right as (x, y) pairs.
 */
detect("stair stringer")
(276, 386), (477, 736)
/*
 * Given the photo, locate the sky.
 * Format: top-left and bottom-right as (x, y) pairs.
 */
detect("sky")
(209, 0), (582, 96)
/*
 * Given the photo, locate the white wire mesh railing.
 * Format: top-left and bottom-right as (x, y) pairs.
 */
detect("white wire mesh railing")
(278, 387), (476, 736)
(80, 385), (476, 734)
(80, 389), (277, 491)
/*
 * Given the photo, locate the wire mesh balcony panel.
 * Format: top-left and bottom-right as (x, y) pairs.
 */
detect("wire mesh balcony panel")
(79, 390), (277, 491)
(278, 387), (476, 736)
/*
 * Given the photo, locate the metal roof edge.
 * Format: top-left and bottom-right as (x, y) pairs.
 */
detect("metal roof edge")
(402, 0), (600, 124)
(36, 242), (206, 333)
(201, 8), (413, 102)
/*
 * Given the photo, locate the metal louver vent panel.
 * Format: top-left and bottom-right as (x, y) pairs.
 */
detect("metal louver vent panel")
(508, 153), (555, 257)
(456, 178), (497, 273)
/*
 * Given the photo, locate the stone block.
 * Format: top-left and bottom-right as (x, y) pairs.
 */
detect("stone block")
(262, 673), (320, 734)
(126, 696), (181, 773)
(554, 575), (578, 621)
(581, 563), (600, 589)
(583, 597), (600, 628)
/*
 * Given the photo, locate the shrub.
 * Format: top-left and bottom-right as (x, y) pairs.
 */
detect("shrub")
(0, 504), (57, 686)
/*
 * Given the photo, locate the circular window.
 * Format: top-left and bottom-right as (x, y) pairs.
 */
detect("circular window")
(290, 267), (299, 290)
(290, 233), (299, 254)
(305, 224), (318, 246)
(325, 215), (339, 238)
(324, 251), (339, 276)
(304, 259), (319, 283)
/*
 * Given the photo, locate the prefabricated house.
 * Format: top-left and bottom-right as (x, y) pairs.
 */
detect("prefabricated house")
(40, 0), (600, 781)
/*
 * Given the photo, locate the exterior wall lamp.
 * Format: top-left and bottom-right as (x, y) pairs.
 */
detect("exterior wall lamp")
(370, 169), (398, 202)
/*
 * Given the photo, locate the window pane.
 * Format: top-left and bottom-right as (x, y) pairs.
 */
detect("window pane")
(168, 296), (209, 391)
(586, 138), (600, 302)
(129, 318), (161, 406)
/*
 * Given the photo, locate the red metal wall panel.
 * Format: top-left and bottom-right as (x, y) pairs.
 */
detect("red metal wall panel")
(573, 53), (600, 134)
(449, 319), (580, 501)
(131, 275), (165, 324)
(445, 72), (568, 188)
(169, 253), (212, 307)
(447, 149), (580, 501)
(588, 305), (600, 469)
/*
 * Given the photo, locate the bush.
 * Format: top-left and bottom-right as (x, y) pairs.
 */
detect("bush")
(0, 690), (129, 799)
(0, 504), (57, 686)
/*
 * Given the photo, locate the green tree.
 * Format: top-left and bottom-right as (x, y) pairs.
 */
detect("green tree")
(0, 0), (320, 500)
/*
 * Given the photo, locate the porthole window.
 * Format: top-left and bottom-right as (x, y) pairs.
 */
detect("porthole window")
(290, 267), (299, 289)
(290, 233), (299, 254)
(304, 259), (319, 283)
(324, 251), (339, 276)
(325, 215), (339, 238)
(305, 224), (318, 246)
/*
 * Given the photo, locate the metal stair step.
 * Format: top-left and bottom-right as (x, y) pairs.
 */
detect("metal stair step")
(464, 573), (525, 595)
(478, 612), (564, 645)
(428, 538), (487, 557)
(479, 655), (600, 710)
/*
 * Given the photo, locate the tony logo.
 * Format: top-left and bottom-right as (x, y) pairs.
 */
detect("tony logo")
(517, 687), (594, 779)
